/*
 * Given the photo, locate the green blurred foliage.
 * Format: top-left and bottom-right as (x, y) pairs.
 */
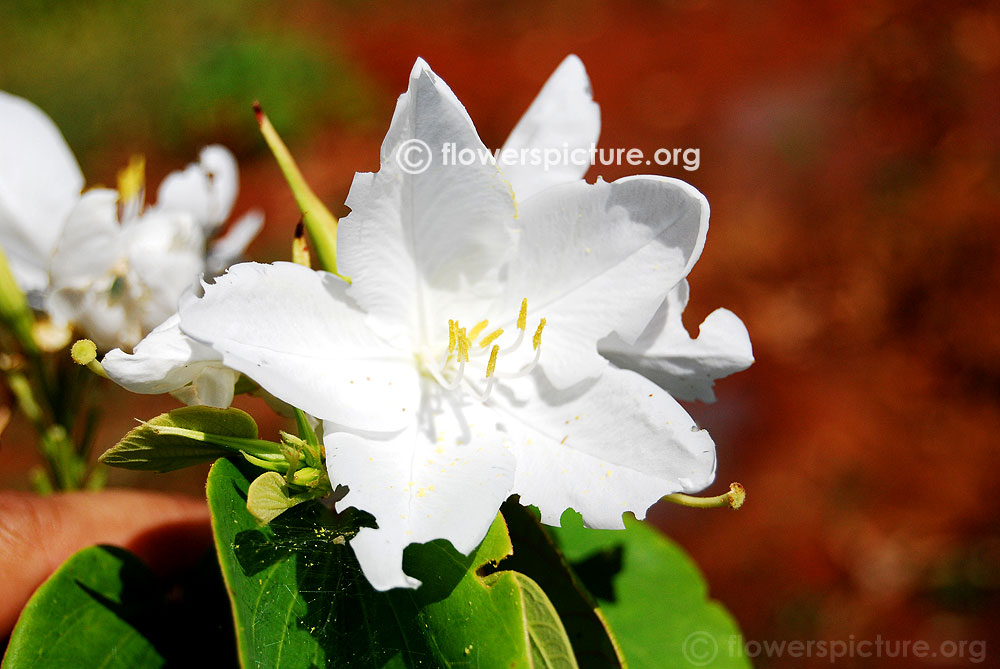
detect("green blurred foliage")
(0, 0), (377, 172)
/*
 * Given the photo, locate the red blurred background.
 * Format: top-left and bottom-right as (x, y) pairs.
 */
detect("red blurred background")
(3, 0), (998, 665)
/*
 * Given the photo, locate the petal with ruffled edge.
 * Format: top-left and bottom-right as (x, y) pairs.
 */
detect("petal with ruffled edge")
(495, 175), (708, 388)
(599, 280), (754, 402)
(155, 145), (238, 233)
(337, 59), (516, 347)
(326, 395), (515, 590)
(178, 262), (419, 432)
(0, 91), (84, 292)
(500, 55), (600, 201)
(103, 313), (238, 408)
(493, 366), (716, 529)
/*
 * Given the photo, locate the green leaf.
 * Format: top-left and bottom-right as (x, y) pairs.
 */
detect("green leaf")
(98, 406), (261, 472)
(501, 501), (626, 668)
(5, 546), (165, 667)
(551, 510), (750, 669)
(207, 457), (578, 668)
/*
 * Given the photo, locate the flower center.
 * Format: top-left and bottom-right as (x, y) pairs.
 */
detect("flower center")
(426, 298), (545, 401)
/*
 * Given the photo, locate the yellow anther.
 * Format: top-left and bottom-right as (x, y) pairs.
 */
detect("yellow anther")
(517, 298), (527, 331)
(448, 320), (456, 353)
(533, 318), (547, 350)
(486, 345), (500, 378)
(469, 320), (489, 340)
(479, 328), (504, 349)
(457, 327), (470, 362)
(117, 154), (146, 205)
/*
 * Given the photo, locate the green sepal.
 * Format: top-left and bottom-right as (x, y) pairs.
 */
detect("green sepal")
(255, 104), (343, 279)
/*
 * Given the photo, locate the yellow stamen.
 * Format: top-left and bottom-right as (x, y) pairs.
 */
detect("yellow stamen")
(479, 327), (504, 349)
(517, 298), (527, 331)
(533, 318), (547, 350)
(468, 320), (489, 340)
(448, 320), (456, 353)
(117, 155), (145, 206)
(457, 327), (470, 362)
(486, 345), (500, 378)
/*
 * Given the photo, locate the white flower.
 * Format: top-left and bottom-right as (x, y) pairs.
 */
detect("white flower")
(0, 91), (84, 296)
(172, 58), (725, 591)
(0, 90), (261, 351)
(47, 151), (262, 350)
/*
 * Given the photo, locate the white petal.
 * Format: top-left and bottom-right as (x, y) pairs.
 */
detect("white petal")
(47, 284), (142, 351)
(49, 189), (121, 289)
(156, 145), (238, 233)
(103, 313), (237, 408)
(599, 281), (754, 402)
(500, 55), (601, 201)
(0, 91), (84, 291)
(500, 175), (708, 387)
(169, 366), (239, 408)
(178, 262), (420, 432)
(494, 367), (716, 529)
(206, 210), (263, 274)
(338, 58), (516, 345)
(123, 210), (206, 330)
(326, 394), (515, 590)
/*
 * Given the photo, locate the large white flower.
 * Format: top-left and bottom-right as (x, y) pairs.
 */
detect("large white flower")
(0, 91), (84, 296)
(173, 58), (722, 590)
(103, 56), (750, 410)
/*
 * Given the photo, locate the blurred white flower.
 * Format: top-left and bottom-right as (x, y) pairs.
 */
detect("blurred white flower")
(47, 153), (261, 350)
(0, 89), (262, 350)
